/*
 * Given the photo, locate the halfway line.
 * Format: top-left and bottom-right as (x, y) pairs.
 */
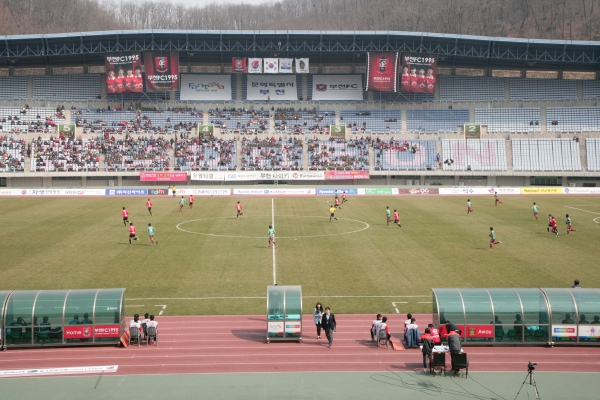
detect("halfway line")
(272, 198), (276, 285)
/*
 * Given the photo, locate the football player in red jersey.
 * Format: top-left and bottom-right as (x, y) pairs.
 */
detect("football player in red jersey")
(106, 68), (117, 94)
(133, 66), (143, 91)
(124, 69), (135, 92)
(550, 216), (559, 237)
(409, 67), (418, 92)
(400, 66), (410, 91)
(146, 199), (153, 216)
(115, 68), (125, 93)
(417, 68), (427, 92)
(425, 68), (436, 94)
(121, 207), (129, 226)
(235, 201), (245, 218)
(128, 222), (139, 244)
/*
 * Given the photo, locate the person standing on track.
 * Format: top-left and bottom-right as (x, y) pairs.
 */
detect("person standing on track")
(121, 207), (129, 226)
(566, 214), (578, 236)
(489, 227), (502, 250)
(236, 201), (245, 218)
(329, 206), (338, 222)
(146, 199), (153, 216)
(313, 302), (324, 339)
(532, 202), (539, 221)
(128, 222), (139, 244)
(467, 199), (473, 215)
(321, 307), (337, 349)
(179, 196), (185, 212)
(268, 225), (278, 249)
(147, 223), (156, 246)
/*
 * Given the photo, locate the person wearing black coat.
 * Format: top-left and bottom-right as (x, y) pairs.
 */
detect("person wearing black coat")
(447, 329), (462, 371)
(321, 307), (337, 349)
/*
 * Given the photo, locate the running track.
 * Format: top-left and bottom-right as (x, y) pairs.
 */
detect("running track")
(2, 314), (599, 375)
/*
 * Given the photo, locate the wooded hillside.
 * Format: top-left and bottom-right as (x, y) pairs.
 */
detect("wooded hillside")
(1, 0), (598, 41)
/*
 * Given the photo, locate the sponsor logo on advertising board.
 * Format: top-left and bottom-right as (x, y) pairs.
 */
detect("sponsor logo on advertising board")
(398, 188), (439, 195)
(317, 188), (358, 195)
(520, 187), (563, 194)
(140, 172), (188, 182)
(105, 189), (148, 196)
(324, 170), (370, 180)
(233, 189), (316, 195)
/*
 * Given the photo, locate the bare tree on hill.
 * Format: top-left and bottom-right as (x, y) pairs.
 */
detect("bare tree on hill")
(0, 0), (598, 41)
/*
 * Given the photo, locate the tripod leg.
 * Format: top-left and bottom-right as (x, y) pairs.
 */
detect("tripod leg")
(514, 372), (532, 400)
(530, 374), (540, 400)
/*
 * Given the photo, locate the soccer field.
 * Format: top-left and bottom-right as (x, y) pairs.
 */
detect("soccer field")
(0, 194), (598, 317)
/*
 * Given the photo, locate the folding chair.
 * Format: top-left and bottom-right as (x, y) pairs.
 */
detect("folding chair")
(129, 326), (141, 347)
(146, 326), (157, 346)
(453, 352), (469, 378)
(430, 352), (446, 376)
(377, 328), (388, 349)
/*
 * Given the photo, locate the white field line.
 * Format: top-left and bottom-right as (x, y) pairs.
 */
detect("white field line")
(272, 198), (276, 285)
(127, 295), (431, 301)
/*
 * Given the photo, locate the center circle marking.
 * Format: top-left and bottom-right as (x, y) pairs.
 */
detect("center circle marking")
(176, 215), (370, 239)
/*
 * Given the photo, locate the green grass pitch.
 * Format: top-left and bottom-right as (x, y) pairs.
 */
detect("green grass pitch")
(0, 195), (598, 316)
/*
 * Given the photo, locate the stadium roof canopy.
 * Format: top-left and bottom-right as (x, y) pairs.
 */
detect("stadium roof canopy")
(1, 30), (599, 71)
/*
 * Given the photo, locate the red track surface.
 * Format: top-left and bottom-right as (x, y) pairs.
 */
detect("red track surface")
(2, 314), (599, 375)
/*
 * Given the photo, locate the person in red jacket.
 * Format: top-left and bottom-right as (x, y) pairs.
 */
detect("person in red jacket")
(419, 328), (434, 371)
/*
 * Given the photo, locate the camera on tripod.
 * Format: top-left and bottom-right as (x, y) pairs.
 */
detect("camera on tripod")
(528, 361), (537, 372)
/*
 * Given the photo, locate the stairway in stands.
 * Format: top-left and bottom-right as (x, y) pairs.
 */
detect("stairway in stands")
(505, 139), (514, 172)
(579, 138), (587, 171)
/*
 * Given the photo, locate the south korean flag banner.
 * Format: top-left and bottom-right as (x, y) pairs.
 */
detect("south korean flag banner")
(264, 58), (279, 74)
(248, 58), (263, 74)
(295, 58), (309, 74)
(279, 58), (293, 73)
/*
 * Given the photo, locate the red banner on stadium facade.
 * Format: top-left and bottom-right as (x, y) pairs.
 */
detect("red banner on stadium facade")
(366, 52), (398, 92)
(140, 172), (187, 182)
(232, 57), (247, 73)
(324, 171), (370, 180)
(105, 53), (143, 94)
(143, 52), (180, 91)
(400, 53), (437, 94)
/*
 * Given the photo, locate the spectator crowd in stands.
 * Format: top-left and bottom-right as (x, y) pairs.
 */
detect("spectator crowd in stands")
(31, 136), (102, 172)
(174, 137), (236, 171)
(241, 137), (302, 170)
(0, 136), (26, 171)
(308, 137), (370, 170)
(104, 135), (170, 171)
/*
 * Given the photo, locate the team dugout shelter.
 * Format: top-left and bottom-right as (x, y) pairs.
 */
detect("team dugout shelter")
(432, 288), (600, 346)
(0, 289), (126, 349)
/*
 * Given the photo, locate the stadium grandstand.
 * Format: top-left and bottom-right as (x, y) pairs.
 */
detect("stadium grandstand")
(0, 30), (599, 189)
